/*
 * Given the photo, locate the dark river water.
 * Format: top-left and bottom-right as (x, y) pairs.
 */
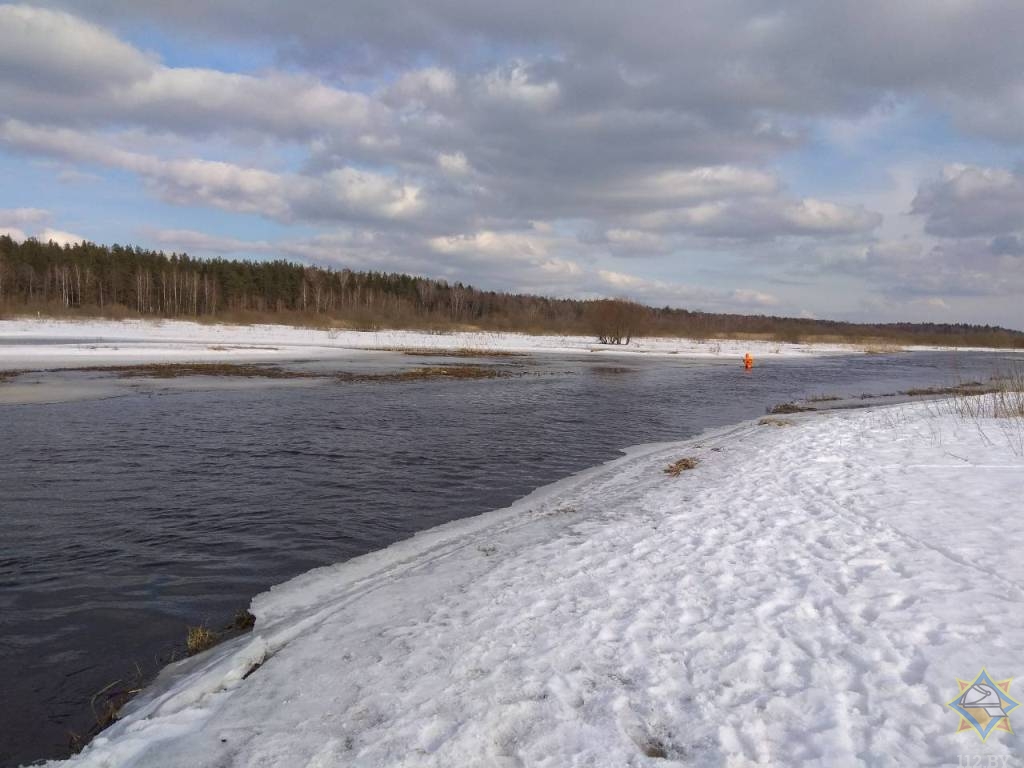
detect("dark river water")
(0, 350), (1013, 766)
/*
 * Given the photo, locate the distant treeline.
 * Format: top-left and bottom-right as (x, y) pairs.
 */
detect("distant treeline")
(1, 235), (1022, 347)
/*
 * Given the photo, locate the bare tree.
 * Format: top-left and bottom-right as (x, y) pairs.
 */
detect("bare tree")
(587, 299), (650, 344)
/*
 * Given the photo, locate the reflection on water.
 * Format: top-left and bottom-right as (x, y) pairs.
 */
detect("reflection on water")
(0, 350), (1010, 765)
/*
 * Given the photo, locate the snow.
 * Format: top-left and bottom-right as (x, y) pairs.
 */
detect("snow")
(45, 401), (1024, 767)
(2, 318), (1012, 370)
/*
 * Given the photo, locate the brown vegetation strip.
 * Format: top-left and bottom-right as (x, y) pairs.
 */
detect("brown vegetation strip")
(75, 363), (321, 379)
(901, 382), (993, 396)
(768, 402), (816, 414)
(14, 362), (516, 383)
(384, 347), (527, 358)
(337, 365), (510, 382)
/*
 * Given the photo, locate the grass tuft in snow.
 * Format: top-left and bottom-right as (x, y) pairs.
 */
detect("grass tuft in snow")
(664, 457), (700, 476)
(186, 625), (219, 656)
(759, 417), (795, 427)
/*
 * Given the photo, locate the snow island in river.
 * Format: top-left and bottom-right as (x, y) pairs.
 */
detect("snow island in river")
(47, 400), (1024, 767)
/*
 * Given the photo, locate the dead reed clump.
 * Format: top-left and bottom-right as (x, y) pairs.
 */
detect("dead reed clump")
(940, 366), (1024, 456)
(664, 457), (700, 476)
(186, 624), (219, 656)
(68, 665), (147, 754)
(758, 417), (795, 427)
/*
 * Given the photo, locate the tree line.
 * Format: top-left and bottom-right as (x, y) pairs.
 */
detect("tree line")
(1, 235), (1022, 348)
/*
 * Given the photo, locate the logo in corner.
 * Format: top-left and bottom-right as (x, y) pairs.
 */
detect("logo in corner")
(948, 669), (1020, 741)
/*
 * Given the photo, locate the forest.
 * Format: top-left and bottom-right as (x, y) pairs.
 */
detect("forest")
(1, 235), (1022, 348)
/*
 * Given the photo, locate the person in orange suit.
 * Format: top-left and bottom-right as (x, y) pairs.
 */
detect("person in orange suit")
(743, 352), (754, 370)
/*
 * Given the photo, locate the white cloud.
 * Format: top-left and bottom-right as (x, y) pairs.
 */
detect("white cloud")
(0, 207), (55, 243)
(595, 269), (780, 311)
(730, 288), (779, 308)
(37, 227), (84, 246)
(429, 229), (551, 260)
(0, 4), (153, 91)
(631, 196), (881, 239)
(614, 166), (777, 205)
(603, 228), (668, 254)
(0, 5), (383, 142)
(387, 67), (457, 106)
(0, 207), (50, 226)
(437, 151), (471, 176)
(0, 209), (84, 245)
(481, 63), (560, 110)
(912, 163), (1024, 238)
(0, 120), (423, 223)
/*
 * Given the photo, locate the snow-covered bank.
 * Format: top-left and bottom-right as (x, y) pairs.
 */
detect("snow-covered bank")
(49, 402), (1024, 767)
(2, 318), (1011, 369)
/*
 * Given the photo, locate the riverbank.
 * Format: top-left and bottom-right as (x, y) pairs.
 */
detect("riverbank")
(3, 318), (1018, 371)
(46, 400), (1024, 767)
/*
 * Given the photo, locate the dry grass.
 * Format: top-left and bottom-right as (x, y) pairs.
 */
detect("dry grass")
(383, 347), (527, 358)
(67, 608), (258, 756)
(768, 402), (815, 414)
(861, 343), (905, 354)
(903, 381), (995, 397)
(0, 370), (24, 383)
(948, 370), (1024, 419)
(759, 417), (795, 427)
(934, 366), (1024, 456)
(186, 624), (219, 656)
(338, 364), (510, 383)
(75, 363), (321, 379)
(68, 665), (146, 754)
(664, 457), (700, 476)
(47, 361), (512, 384)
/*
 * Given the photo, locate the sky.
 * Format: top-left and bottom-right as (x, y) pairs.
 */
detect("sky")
(1, 2), (1023, 329)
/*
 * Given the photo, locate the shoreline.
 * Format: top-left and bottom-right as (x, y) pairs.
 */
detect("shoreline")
(44, 400), (1024, 766)
(3, 317), (1020, 372)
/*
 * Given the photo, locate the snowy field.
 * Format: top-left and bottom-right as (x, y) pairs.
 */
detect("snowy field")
(49, 400), (1024, 767)
(1, 318), (1012, 370)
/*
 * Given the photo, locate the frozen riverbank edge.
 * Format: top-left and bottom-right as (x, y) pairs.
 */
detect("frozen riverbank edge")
(3, 318), (1019, 370)
(43, 400), (1024, 767)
